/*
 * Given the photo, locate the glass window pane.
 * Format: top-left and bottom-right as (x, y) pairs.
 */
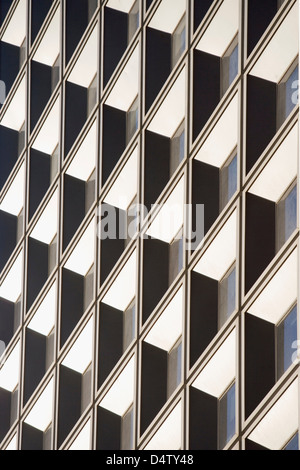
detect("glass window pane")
(167, 339), (182, 398)
(219, 382), (236, 449)
(277, 184), (297, 251)
(127, 97), (139, 144)
(284, 433), (298, 450)
(277, 305), (297, 378)
(220, 154), (237, 210)
(172, 16), (186, 68)
(228, 45), (239, 87)
(285, 65), (298, 119)
(284, 184), (297, 241)
(218, 266), (236, 329)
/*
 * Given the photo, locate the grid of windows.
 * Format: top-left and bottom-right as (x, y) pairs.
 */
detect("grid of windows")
(0, 0), (298, 451)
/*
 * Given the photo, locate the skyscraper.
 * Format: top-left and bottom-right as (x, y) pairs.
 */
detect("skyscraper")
(0, 0), (298, 450)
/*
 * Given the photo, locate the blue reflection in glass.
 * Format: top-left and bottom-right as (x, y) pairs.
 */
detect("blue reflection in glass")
(285, 66), (298, 119)
(282, 305), (297, 374)
(228, 155), (237, 203)
(227, 268), (236, 319)
(229, 45), (238, 87)
(226, 383), (236, 444)
(285, 185), (297, 242)
(219, 382), (236, 449)
(284, 433), (298, 450)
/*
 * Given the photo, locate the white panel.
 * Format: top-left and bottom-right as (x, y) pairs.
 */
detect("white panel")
(0, 342), (20, 392)
(144, 287), (183, 352)
(147, 68), (186, 138)
(100, 357), (135, 416)
(192, 329), (236, 398)
(5, 435), (17, 450)
(64, 219), (95, 276)
(32, 97), (60, 155)
(107, 0), (137, 13)
(248, 380), (298, 450)
(0, 163), (25, 216)
(146, 177), (184, 243)
(194, 94), (238, 168)
(248, 124), (298, 202)
(104, 147), (138, 210)
(1, 76), (26, 131)
(27, 283), (56, 336)
(2, 0), (26, 47)
(248, 249), (297, 324)
(196, 0), (239, 56)
(33, 8), (60, 66)
(30, 190), (58, 244)
(62, 318), (93, 374)
(250, 2), (299, 82)
(68, 26), (98, 87)
(66, 121), (97, 181)
(145, 402), (182, 450)
(149, 0), (186, 34)
(0, 251), (23, 303)
(105, 46), (139, 111)
(24, 379), (54, 432)
(102, 250), (136, 311)
(194, 210), (237, 280)
(69, 420), (91, 450)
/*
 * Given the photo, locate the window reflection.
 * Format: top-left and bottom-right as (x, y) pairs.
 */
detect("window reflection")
(219, 382), (236, 449)
(276, 183), (297, 251)
(218, 265), (236, 329)
(277, 305), (297, 379)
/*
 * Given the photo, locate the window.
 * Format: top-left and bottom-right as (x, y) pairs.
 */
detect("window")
(125, 195), (138, 247)
(220, 150), (237, 211)
(127, 96), (139, 144)
(169, 226), (184, 285)
(167, 337), (182, 398)
(276, 182), (297, 252)
(128, 0), (139, 44)
(276, 304), (297, 379)
(277, 61), (299, 129)
(221, 36), (238, 96)
(218, 382), (236, 449)
(284, 433), (298, 450)
(218, 264), (236, 329)
(123, 298), (136, 351)
(172, 15), (186, 68)
(87, 73), (97, 116)
(170, 120), (185, 176)
(121, 405), (134, 450)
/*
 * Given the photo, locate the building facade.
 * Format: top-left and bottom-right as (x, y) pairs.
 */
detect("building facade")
(0, 0), (299, 450)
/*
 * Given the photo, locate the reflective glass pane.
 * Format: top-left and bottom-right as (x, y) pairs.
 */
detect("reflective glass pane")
(219, 382), (236, 449)
(218, 267), (236, 329)
(277, 305), (297, 378)
(284, 433), (298, 450)
(285, 66), (298, 119)
(284, 184), (297, 241)
(228, 45), (238, 88)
